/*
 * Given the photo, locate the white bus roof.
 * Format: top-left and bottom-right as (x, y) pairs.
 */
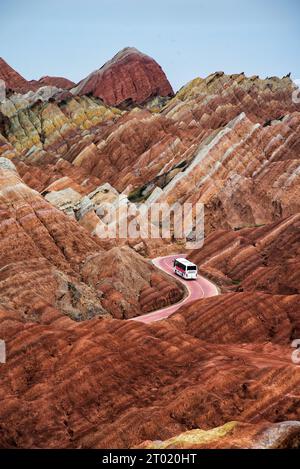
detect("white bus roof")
(175, 258), (197, 267)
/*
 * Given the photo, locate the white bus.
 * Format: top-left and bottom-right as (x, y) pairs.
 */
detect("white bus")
(173, 258), (198, 280)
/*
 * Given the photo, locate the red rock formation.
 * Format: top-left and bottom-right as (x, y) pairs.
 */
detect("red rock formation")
(71, 108), (194, 191)
(150, 110), (300, 233)
(0, 133), (19, 160)
(0, 58), (75, 94)
(34, 76), (75, 89)
(139, 272), (184, 314)
(164, 72), (300, 125)
(169, 291), (300, 344)
(2, 72), (299, 236)
(0, 294), (299, 448)
(187, 213), (300, 296)
(0, 158), (183, 321)
(72, 47), (174, 106)
(80, 246), (184, 319)
(0, 58), (300, 450)
(16, 157), (104, 196)
(0, 57), (35, 93)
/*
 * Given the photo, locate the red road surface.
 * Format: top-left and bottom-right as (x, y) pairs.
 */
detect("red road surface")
(132, 254), (219, 324)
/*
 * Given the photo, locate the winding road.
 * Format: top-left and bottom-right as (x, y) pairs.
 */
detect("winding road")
(132, 254), (219, 324)
(132, 255), (300, 369)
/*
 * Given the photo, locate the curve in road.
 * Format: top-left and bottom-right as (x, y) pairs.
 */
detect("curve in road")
(132, 254), (219, 324)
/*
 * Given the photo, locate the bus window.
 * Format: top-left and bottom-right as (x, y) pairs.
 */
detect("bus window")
(175, 261), (186, 271)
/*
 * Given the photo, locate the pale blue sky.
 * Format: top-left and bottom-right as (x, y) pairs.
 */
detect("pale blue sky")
(1, 0), (299, 91)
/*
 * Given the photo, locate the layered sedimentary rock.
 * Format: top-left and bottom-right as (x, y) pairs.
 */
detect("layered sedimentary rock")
(0, 133), (19, 160)
(0, 54), (300, 450)
(138, 421), (300, 449)
(0, 158), (183, 320)
(0, 292), (299, 448)
(1, 68), (299, 237)
(0, 83), (125, 210)
(169, 291), (300, 344)
(150, 73), (300, 232)
(41, 180), (175, 258)
(148, 110), (300, 234)
(164, 72), (299, 125)
(72, 47), (174, 106)
(34, 76), (75, 89)
(0, 92), (121, 155)
(187, 213), (300, 295)
(0, 57), (76, 95)
(0, 57), (36, 93)
(71, 108), (196, 192)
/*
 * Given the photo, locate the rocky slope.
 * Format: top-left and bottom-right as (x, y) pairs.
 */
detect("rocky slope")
(138, 421), (300, 449)
(153, 111), (300, 233)
(0, 90), (121, 156)
(1, 69), (299, 238)
(187, 213), (300, 295)
(0, 57), (74, 94)
(0, 158), (183, 321)
(169, 291), (300, 345)
(71, 47), (174, 106)
(34, 76), (75, 90)
(0, 52), (299, 449)
(0, 291), (299, 448)
(0, 57), (36, 93)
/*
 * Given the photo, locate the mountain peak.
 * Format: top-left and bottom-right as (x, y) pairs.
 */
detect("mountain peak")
(0, 57), (33, 92)
(72, 48), (174, 106)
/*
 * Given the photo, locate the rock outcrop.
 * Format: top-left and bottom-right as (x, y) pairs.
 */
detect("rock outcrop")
(138, 421), (300, 449)
(0, 159), (183, 321)
(0, 92), (121, 155)
(2, 68), (299, 240)
(0, 52), (300, 450)
(71, 47), (174, 106)
(0, 57), (75, 95)
(187, 213), (300, 295)
(0, 292), (299, 448)
(169, 291), (300, 344)
(34, 76), (75, 90)
(0, 57), (35, 93)
(146, 110), (300, 234)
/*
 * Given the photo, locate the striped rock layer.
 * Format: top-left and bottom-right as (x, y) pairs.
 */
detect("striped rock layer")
(0, 160), (183, 321)
(0, 55), (299, 449)
(0, 292), (299, 448)
(1, 71), (299, 236)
